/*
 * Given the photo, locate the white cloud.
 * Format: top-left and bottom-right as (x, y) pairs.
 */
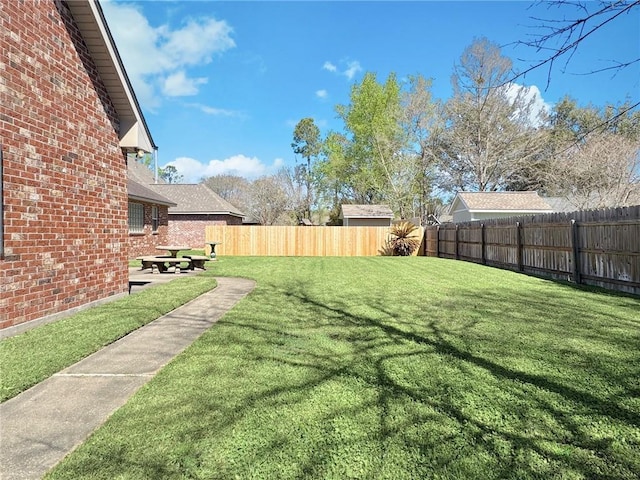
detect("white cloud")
(323, 59), (362, 81)
(322, 61), (337, 72)
(316, 89), (328, 99)
(163, 18), (235, 65)
(101, 1), (235, 109)
(344, 61), (362, 80)
(166, 155), (283, 182)
(162, 71), (207, 96)
(185, 103), (243, 117)
(503, 83), (551, 127)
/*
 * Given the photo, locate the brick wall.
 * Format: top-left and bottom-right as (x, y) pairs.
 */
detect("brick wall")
(128, 202), (171, 258)
(168, 214), (243, 249)
(0, 0), (129, 329)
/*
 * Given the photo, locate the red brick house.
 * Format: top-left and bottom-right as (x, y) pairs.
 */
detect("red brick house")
(127, 178), (176, 258)
(151, 183), (245, 247)
(0, 0), (155, 332)
(128, 160), (244, 249)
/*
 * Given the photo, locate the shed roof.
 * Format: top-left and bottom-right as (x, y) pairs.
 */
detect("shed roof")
(149, 184), (245, 217)
(454, 192), (553, 212)
(341, 204), (394, 218)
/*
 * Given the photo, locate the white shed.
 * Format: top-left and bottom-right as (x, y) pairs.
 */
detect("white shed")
(450, 192), (553, 223)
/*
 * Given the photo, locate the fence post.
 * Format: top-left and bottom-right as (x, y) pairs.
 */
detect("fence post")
(455, 224), (460, 260)
(480, 223), (486, 265)
(571, 219), (581, 284)
(516, 221), (523, 272)
(435, 225), (440, 258)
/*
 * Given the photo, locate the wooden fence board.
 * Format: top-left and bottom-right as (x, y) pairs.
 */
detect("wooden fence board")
(425, 205), (640, 295)
(204, 225), (424, 257)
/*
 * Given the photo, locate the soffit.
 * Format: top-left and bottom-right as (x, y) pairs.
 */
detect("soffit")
(66, 0), (155, 152)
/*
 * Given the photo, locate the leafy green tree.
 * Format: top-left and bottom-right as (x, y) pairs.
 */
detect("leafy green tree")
(158, 165), (184, 184)
(320, 72), (421, 218)
(550, 97), (640, 144)
(291, 118), (322, 220)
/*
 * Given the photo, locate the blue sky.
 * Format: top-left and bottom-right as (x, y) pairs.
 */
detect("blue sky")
(102, 0), (640, 183)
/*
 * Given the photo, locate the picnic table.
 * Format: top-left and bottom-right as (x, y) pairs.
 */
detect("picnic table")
(156, 245), (190, 258)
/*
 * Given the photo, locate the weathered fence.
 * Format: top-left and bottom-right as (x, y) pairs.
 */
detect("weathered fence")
(426, 205), (640, 296)
(205, 225), (424, 257)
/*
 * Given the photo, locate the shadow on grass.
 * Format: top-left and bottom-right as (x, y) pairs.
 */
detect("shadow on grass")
(48, 266), (640, 480)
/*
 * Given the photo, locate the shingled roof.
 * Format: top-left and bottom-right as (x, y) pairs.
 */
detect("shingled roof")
(127, 179), (176, 207)
(341, 204), (394, 218)
(128, 159), (164, 185)
(149, 184), (244, 217)
(454, 192), (553, 212)
(127, 160), (244, 217)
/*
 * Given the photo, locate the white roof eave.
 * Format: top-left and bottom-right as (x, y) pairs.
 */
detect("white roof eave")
(67, 0), (156, 153)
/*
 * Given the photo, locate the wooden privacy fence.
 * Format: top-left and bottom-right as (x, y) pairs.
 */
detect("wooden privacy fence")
(425, 205), (640, 296)
(205, 225), (424, 257)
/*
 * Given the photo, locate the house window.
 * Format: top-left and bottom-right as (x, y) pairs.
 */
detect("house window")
(128, 202), (144, 233)
(151, 205), (159, 233)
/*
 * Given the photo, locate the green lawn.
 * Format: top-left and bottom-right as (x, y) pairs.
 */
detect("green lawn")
(0, 275), (216, 402)
(29, 257), (640, 478)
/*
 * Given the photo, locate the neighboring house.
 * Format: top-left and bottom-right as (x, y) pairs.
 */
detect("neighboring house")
(1, 0), (155, 331)
(340, 205), (394, 227)
(149, 184), (245, 247)
(127, 179), (176, 258)
(450, 191), (554, 223)
(128, 160), (244, 248)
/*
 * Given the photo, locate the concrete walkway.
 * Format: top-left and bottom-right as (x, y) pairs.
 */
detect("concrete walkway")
(0, 277), (256, 480)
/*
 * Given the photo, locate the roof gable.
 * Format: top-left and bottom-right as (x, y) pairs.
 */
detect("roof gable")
(65, 0), (155, 153)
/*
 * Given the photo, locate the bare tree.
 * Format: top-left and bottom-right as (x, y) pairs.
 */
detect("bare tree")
(513, 0), (640, 145)
(400, 74), (445, 225)
(545, 132), (640, 209)
(275, 165), (308, 224)
(516, 1), (640, 87)
(203, 174), (251, 213)
(437, 38), (549, 193)
(246, 176), (290, 225)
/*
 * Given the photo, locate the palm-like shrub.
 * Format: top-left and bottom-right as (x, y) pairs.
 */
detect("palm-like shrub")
(388, 221), (422, 256)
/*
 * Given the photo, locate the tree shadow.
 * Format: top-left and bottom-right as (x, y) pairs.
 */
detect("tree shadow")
(50, 270), (640, 479)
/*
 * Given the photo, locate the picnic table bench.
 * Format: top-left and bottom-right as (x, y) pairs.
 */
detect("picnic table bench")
(183, 255), (211, 270)
(137, 256), (192, 273)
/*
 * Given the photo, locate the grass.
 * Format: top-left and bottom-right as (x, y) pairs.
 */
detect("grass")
(0, 274), (216, 402)
(12, 256), (640, 479)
